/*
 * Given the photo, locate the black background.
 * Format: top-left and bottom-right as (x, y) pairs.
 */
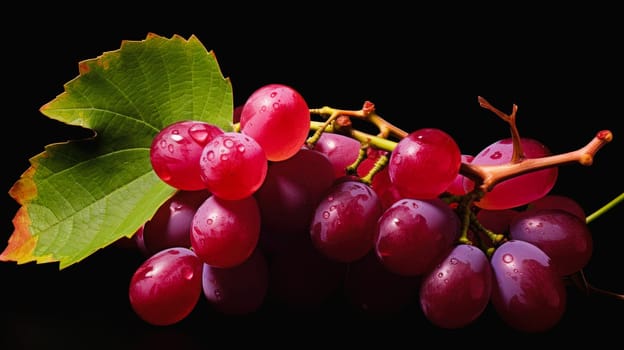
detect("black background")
(2, 4), (623, 348)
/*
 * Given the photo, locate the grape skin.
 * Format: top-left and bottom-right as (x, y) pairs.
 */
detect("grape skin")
(310, 180), (383, 263)
(490, 240), (567, 332)
(240, 84), (310, 162)
(375, 198), (460, 276)
(128, 247), (203, 326)
(465, 137), (558, 210)
(199, 132), (268, 201)
(509, 208), (593, 276)
(388, 128), (461, 199)
(419, 244), (492, 329)
(190, 195), (260, 268)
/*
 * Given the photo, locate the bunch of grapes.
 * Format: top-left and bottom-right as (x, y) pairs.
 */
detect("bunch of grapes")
(125, 83), (614, 332)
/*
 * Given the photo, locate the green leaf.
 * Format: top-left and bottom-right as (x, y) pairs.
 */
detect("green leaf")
(1, 33), (233, 269)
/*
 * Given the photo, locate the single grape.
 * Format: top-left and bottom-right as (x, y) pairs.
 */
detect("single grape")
(141, 190), (211, 255)
(199, 132), (268, 200)
(312, 132), (361, 178)
(309, 180), (383, 263)
(375, 198), (460, 276)
(388, 128), (461, 199)
(202, 247), (269, 315)
(150, 120), (224, 190)
(254, 147), (335, 256)
(490, 240), (567, 332)
(509, 208), (593, 276)
(465, 137), (558, 210)
(128, 247), (203, 326)
(419, 244), (492, 329)
(240, 83), (310, 162)
(190, 195), (260, 268)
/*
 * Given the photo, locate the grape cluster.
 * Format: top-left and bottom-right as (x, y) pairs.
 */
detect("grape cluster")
(126, 83), (599, 332)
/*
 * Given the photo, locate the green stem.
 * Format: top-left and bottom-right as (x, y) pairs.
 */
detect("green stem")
(586, 192), (624, 224)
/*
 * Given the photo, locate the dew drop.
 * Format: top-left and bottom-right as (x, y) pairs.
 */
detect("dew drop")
(172, 130), (180, 135)
(329, 205), (336, 211)
(450, 258), (458, 265)
(207, 151), (215, 161)
(490, 151), (502, 160)
(214, 289), (223, 300)
(159, 140), (167, 149)
(322, 211), (330, 219)
(224, 139), (234, 148)
(272, 102), (280, 109)
(220, 154), (229, 161)
(502, 253), (514, 263)
(189, 124), (210, 144)
(167, 144), (174, 153)
(260, 106), (267, 112)
(437, 272), (444, 278)
(327, 196), (334, 202)
(237, 145), (245, 152)
(207, 218), (213, 225)
(270, 91), (277, 98)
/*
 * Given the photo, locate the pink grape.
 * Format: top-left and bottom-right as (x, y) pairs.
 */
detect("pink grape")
(141, 190), (211, 255)
(240, 83), (311, 162)
(419, 244), (492, 329)
(375, 198), (460, 276)
(388, 128), (461, 199)
(150, 120), (224, 190)
(509, 208), (593, 276)
(312, 132), (361, 178)
(309, 180), (383, 263)
(199, 132), (268, 200)
(128, 247), (203, 326)
(465, 137), (558, 210)
(202, 248), (269, 315)
(190, 195), (260, 268)
(490, 240), (567, 332)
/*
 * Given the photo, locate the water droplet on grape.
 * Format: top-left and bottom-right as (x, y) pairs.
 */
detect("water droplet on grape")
(237, 145), (245, 152)
(207, 151), (215, 161)
(489, 151), (502, 160)
(214, 289), (223, 300)
(502, 253), (514, 263)
(260, 106), (267, 112)
(207, 218), (213, 225)
(189, 124), (210, 144)
(327, 196), (334, 202)
(437, 272), (444, 278)
(224, 139), (234, 148)
(270, 91), (277, 98)
(220, 154), (229, 161)
(167, 144), (174, 153)
(450, 258), (458, 265)
(322, 211), (330, 219)
(273, 102), (280, 109)
(329, 205), (336, 211)
(159, 140), (167, 149)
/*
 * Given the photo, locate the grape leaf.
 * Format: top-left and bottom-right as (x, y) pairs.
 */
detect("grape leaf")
(1, 33), (234, 269)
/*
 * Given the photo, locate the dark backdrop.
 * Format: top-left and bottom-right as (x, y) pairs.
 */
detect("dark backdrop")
(2, 5), (622, 348)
